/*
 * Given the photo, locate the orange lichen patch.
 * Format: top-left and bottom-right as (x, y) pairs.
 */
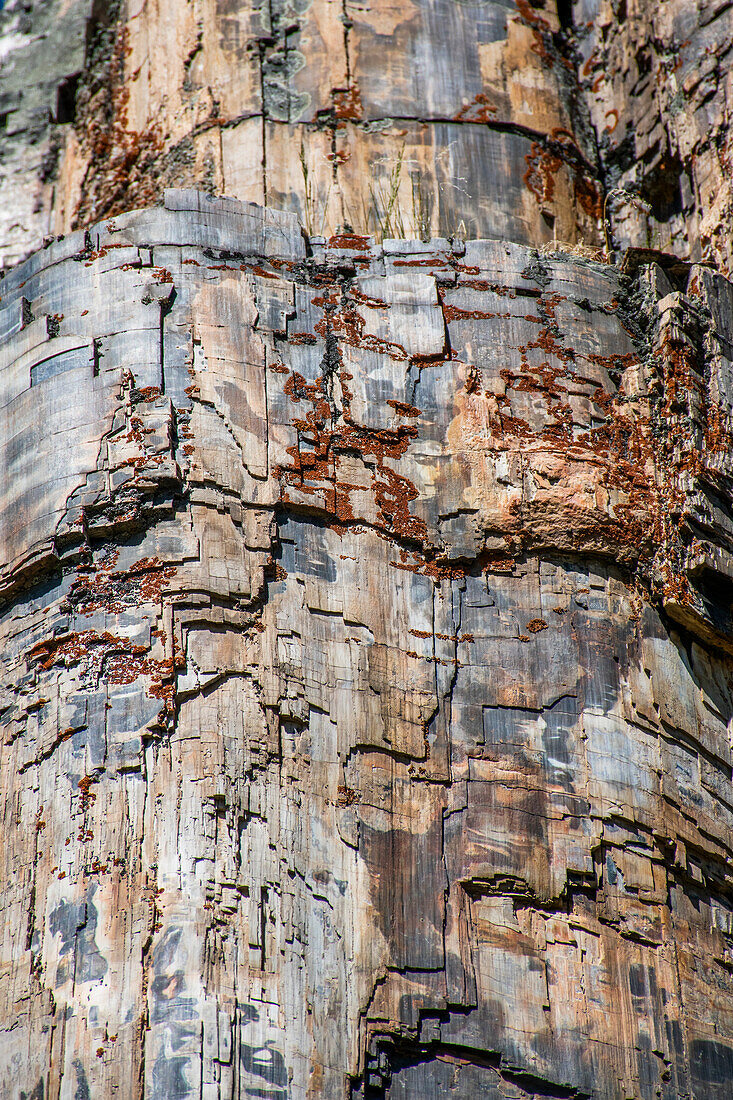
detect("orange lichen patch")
(574, 173), (603, 221)
(656, 328), (705, 422)
(332, 83), (363, 121)
(29, 628), (175, 721)
(124, 414), (146, 444)
(324, 308), (409, 360)
(495, 293), (581, 442)
(526, 618), (548, 633)
(71, 24), (167, 228)
(78, 774), (97, 811)
(133, 386), (162, 402)
(386, 400), (421, 418)
(408, 642), (440, 663)
(83, 248), (111, 265)
(336, 785), (359, 806)
(274, 348), (427, 543)
(523, 132), (602, 222)
(441, 318), (672, 567)
(350, 285), (392, 309)
(328, 234), (371, 252)
(524, 142), (563, 206)
(390, 545), (518, 581)
(65, 558), (177, 616)
(582, 49), (600, 79)
(105, 650), (168, 687)
(392, 257), (452, 269)
(704, 402), (733, 457)
(604, 109), (619, 134)
(311, 288), (341, 310)
(326, 149), (351, 168)
(514, 0), (558, 68)
(29, 630), (113, 671)
(442, 302), (504, 323)
(454, 92), (497, 123)
(265, 555), (288, 583)
(312, 286), (416, 362)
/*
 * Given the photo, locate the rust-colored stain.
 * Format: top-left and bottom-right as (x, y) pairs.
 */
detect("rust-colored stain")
(332, 84), (363, 121)
(454, 92), (498, 124)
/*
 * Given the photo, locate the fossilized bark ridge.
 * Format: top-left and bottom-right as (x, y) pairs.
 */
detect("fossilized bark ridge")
(3, 0), (733, 1098)
(1, 0), (732, 271)
(2, 189), (733, 1098)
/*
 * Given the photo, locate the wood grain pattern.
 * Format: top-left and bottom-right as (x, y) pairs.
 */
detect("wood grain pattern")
(2, 189), (733, 1097)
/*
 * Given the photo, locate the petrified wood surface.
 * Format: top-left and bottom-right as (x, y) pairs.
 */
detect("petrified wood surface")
(2, 0), (732, 270)
(3, 190), (733, 1098)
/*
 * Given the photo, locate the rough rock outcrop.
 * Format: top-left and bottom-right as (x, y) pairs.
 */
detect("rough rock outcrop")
(4, 0), (733, 1097)
(2, 0), (732, 270)
(3, 189), (733, 1098)
(574, 0), (733, 271)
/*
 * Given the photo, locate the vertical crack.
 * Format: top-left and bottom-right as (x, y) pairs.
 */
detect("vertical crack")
(159, 288), (176, 396)
(260, 885), (268, 970)
(342, 0), (351, 87)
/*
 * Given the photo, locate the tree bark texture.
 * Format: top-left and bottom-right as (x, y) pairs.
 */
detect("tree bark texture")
(0, 0), (731, 270)
(3, 188), (733, 1099)
(1, 2), (733, 1099)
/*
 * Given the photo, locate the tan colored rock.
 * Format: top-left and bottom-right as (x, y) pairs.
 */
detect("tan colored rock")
(1, 0), (733, 1096)
(3, 1), (732, 270)
(1, 191), (733, 1098)
(572, 0), (733, 272)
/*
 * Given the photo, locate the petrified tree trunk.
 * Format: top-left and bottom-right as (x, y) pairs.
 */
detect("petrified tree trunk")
(2, 0), (732, 272)
(2, 3), (733, 1100)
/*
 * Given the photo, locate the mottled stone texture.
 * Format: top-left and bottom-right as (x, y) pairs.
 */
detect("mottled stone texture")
(2, 0), (732, 270)
(0, 0), (92, 267)
(3, 0), (733, 1098)
(2, 189), (733, 1098)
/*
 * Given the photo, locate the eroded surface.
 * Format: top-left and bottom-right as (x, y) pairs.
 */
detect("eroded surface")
(2, 192), (733, 1097)
(2, 0), (729, 270)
